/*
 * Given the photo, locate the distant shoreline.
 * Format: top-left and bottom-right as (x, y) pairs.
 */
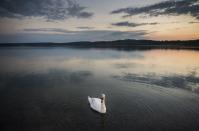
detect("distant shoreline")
(0, 39), (199, 50)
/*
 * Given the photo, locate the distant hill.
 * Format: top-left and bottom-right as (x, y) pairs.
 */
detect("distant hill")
(0, 39), (199, 50)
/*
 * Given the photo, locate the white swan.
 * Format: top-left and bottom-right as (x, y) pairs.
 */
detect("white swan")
(88, 94), (106, 114)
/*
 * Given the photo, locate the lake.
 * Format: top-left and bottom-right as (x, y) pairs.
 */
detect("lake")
(0, 47), (199, 131)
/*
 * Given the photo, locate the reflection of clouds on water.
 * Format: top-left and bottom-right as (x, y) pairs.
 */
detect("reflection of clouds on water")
(0, 48), (144, 74)
(0, 70), (92, 90)
(0, 48), (199, 131)
(114, 62), (139, 69)
(0, 48), (199, 93)
(113, 71), (199, 93)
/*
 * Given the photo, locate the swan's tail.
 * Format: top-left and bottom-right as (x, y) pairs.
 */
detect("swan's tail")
(88, 96), (91, 104)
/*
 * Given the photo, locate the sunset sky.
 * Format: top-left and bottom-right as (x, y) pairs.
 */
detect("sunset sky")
(0, 0), (199, 43)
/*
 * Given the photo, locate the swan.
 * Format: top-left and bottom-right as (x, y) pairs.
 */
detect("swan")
(88, 94), (106, 114)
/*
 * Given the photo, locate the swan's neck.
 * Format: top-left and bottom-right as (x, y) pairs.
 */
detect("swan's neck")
(101, 97), (105, 104)
(101, 99), (106, 112)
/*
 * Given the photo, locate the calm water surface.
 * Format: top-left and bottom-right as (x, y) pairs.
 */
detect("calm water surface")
(0, 47), (199, 131)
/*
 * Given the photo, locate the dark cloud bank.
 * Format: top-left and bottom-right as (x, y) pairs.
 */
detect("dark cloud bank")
(0, 0), (93, 20)
(112, 21), (159, 27)
(0, 28), (149, 43)
(111, 0), (199, 19)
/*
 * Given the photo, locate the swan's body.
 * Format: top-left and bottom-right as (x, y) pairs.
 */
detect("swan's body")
(88, 94), (106, 114)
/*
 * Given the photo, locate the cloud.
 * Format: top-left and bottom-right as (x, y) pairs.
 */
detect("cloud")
(0, 29), (149, 43)
(103, 30), (149, 40)
(0, 0), (93, 20)
(189, 21), (199, 24)
(22, 28), (149, 35)
(77, 27), (95, 30)
(112, 21), (159, 27)
(111, 0), (199, 19)
(23, 28), (76, 34)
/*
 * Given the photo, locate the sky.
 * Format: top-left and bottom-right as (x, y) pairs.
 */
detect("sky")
(0, 0), (199, 43)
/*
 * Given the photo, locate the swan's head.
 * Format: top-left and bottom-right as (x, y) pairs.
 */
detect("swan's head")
(101, 94), (105, 99)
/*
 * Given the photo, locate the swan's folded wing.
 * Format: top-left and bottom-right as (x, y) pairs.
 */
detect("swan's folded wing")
(89, 98), (101, 112)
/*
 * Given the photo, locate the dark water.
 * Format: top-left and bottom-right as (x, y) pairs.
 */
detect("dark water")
(0, 47), (199, 131)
